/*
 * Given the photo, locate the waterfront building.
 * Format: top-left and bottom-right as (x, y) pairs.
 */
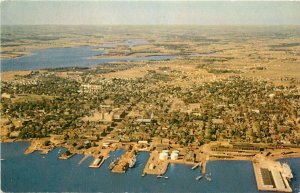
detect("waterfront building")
(159, 152), (168, 161)
(170, 151), (179, 160)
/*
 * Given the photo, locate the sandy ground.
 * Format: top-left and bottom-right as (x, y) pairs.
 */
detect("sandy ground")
(1, 71), (32, 81)
(103, 66), (149, 79)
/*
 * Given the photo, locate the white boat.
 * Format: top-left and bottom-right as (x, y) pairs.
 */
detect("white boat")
(129, 156), (136, 168)
(196, 175), (203, 181)
(0, 158), (4, 161)
(205, 173), (212, 182)
(109, 160), (116, 170)
(157, 175), (168, 179)
(282, 162), (293, 180)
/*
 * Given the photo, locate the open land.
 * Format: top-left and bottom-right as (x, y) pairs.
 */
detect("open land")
(1, 25), (300, 192)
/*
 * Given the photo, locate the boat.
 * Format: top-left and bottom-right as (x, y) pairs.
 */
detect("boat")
(109, 160), (116, 170)
(196, 175), (203, 181)
(141, 173), (146, 177)
(109, 156), (120, 170)
(157, 175), (168, 179)
(129, 156), (136, 168)
(205, 174), (212, 182)
(0, 158), (5, 161)
(282, 162), (293, 181)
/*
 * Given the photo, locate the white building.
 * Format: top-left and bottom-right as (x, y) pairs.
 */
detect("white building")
(159, 152), (168, 161)
(171, 151), (179, 160)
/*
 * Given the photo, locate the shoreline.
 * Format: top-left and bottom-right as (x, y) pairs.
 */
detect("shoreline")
(2, 140), (300, 163)
(2, 141), (299, 193)
(2, 140), (299, 193)
(1, 43), (103, 60)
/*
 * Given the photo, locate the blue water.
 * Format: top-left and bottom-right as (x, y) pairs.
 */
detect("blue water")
(1, 142), (300, 193)
(0, 46), (175, 72)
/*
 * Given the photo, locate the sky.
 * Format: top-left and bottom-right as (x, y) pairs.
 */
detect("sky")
(1, 1), (300, 25)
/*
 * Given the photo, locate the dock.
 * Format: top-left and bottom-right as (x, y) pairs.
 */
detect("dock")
(78, 155), (89, 164)
(143, 151), (169, 175)
(89, 155), (105, 168)
(111, 150), (136, 173)
(201, 161), (207, 173)
(191, 163), (199, 170)
(111, 162), (128, 173)
(58, 152), (75, 160)
(253, 156), (292, 193)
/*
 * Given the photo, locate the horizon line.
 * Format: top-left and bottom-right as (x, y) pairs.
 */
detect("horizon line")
(2, 24), (300, 26)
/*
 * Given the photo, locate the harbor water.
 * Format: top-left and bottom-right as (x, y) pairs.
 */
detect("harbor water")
(1, 142), (300, 192)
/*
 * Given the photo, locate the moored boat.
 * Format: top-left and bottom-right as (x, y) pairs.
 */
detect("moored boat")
(109, 160), (116, 170)
(282, 162), (293, 181)
(129, 156), (136, 168)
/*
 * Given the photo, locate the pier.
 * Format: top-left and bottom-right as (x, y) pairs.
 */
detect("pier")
(201, 161), (207, 174)
(143, 151), (169, 175)
(191, 163), (199, 170)
(111, 162), (128, 173)
(89, 155), (105, 168)
(111, 150), (136, 173)
(89, 148), (112, 168)
(58, 151), (75, 160)
(78, 155), (89, 164)
(253, 155), (292, 193)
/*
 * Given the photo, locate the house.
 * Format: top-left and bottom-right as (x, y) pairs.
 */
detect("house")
(1, 93), (11, 99)
(185, 151), (195, 162)
(212, 119), (224, 125)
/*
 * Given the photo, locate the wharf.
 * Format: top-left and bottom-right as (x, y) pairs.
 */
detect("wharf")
(89, 156), (105, 168)
(191, 163), (199, 170)
(111, 150), (136, 173)
(78, 155), (89, 164)
(58, 152), (75, 160)
(253, 156), (292, 193)
(143, 151), (169, 175)
(111, 162), (128, 173)
(201, 161), (207, 174)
